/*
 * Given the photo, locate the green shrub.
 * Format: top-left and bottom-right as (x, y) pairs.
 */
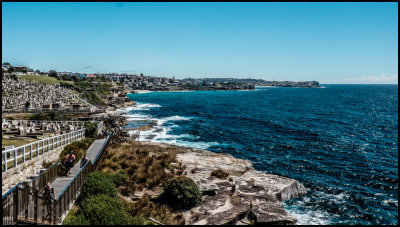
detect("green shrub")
(29, 111), (72, 121)
(85, 121), (97, 138)
(162, 176), (202, 209)
(42, 160), (55, 168)
(80, 172), (117, 200)
(81, 194), (130, 225)
(62, 213), (89, 225)
(211, 169), (229, 179)
(112, 172), (128, 187)
(124, 194), (185, 225)
(58, 138), (93, 173)
(59, 144), (83, 170)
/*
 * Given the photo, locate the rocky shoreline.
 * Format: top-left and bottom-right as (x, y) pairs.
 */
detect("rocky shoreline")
(137, 142), (306, 225)
(114, 99), (306, 224)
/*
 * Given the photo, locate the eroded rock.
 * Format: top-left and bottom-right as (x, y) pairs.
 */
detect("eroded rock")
(175, 146), (306, 225)
(137, 142), (306, 225)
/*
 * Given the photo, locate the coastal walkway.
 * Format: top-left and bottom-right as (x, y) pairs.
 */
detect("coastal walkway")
(51, 138), (106, 199)
(2, 132), (117, 225)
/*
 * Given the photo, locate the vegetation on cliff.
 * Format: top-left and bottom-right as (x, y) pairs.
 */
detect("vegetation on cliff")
(161, 176), (202, 209)
(63, 142), (189, 225)
(84, 121), (98, 138)
(63, 171), (131, 225)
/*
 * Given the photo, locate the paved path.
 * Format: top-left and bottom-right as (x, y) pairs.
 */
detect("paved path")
(74, 94), (99, 110)
(51, 138), (106, 199)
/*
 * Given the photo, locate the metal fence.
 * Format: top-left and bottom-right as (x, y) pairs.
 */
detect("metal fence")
(2, 129), (85, 172)
(2, 108), (103, 114)
(3, 120), (88, 128)
(1, 162), (59, 225)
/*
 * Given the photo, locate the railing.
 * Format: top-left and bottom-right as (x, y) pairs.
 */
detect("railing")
(2, 132), (117, 225)
(3, 119), (102, 131)
(1, 160), (60, 225)
(2, 108), (103, 114)
(2, 129), (85, 172)
(3, 120), (87, 128)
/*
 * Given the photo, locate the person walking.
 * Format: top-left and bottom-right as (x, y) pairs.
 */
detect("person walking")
(43, 181), (55, 219)
(80, 154), (89, 168)
(65, 151), (76, 175)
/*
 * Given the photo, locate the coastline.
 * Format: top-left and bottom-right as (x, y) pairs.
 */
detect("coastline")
(115, 103), (307, 224)
(140, 141), (307, 224)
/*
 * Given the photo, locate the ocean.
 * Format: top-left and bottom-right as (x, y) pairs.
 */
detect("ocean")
(122, 84), (398, 225)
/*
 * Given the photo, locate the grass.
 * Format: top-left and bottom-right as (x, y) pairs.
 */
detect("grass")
(2, 137), (38, 148)
(2, 113), (35, 120)
(18, 75), (74, 86)
(63, 142), (188, 225)
(211, 169), (229, 179)
(124, 194), (185, 225)
(99, 142), (183, 191)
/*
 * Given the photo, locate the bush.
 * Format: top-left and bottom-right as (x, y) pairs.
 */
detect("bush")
(124, 194), (185, 225)
(81, 194), (130, 225)
(211, 169), (229, 179)
(62, 213), (89, 225)
(85, 121), (97, 138)
(112, 172), (128, 187)
(162, 176), (202, 209)
(29, 111), (72, 121)
(59, 144), (84, 171)
(80, 172), (117, 200)
(58, 138), (93, 172)
(42, 160), (55, 168)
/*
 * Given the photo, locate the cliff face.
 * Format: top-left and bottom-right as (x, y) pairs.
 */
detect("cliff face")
(176, 147), (306, 225)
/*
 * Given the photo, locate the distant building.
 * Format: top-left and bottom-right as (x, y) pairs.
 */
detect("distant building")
(76, 73), (88, 79)
(57, 72), (73, 77)
(87, 74), (96, 78)
(14, 66), (29, 73)
(2, 63), (12, 71)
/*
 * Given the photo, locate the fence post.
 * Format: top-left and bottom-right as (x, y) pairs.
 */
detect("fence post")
(22, 147), (26, 164)
(13, 187), (19, 224)
(4, 151), (8, 172)
(36, 141), (39, 157)
(24, 183), (29, 220)
(13, 149), (17, 168)
(50, 200), (53, 225)
(30, 144), (33, 160)
(34, 187), (38, 223)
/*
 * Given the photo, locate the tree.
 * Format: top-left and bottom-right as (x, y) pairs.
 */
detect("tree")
(85, 121), (98, 138)
(61, 74), (70, 81)
(71, 75), (79, 82)
(49, 70), (58, 78)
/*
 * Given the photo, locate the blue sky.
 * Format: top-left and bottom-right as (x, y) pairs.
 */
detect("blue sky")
(2, 2), (398, 83)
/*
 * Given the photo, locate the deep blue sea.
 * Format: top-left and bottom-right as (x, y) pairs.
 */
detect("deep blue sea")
(123, 84), (398, 225)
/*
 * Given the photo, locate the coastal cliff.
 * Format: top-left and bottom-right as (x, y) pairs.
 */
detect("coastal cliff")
(141, 142), (306, 225)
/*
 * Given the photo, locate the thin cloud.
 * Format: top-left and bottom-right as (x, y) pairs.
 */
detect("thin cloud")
(323, 74), (398, 84)
(83, 66), (92, 69)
